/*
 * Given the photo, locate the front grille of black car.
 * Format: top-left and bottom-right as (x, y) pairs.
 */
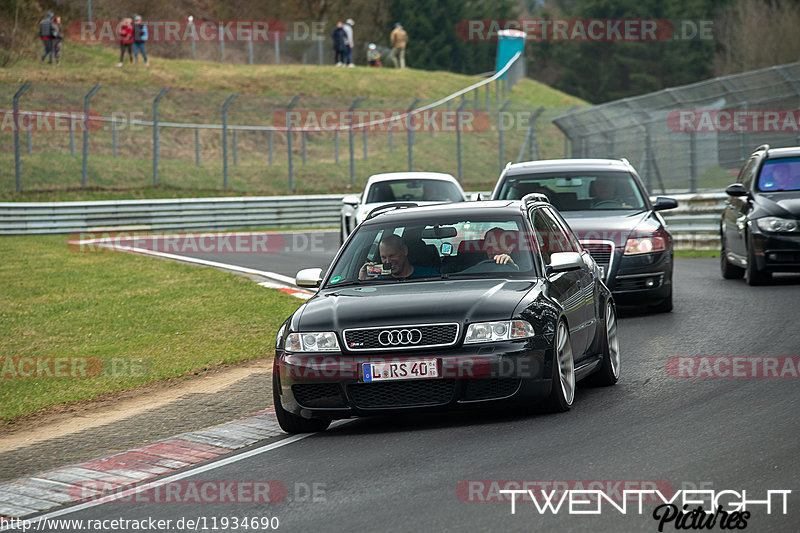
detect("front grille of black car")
(292, 383), (347, 408)
(343, 323), (459, 351)
(462, 378), (521, 401)
(615, 273), (664, 292)
(347, 379), (455, 409)
(581, 241), (614, 276)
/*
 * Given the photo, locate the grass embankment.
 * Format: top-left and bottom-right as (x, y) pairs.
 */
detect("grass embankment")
(1, 41), (585, 201)
(0, 235), (303, 423)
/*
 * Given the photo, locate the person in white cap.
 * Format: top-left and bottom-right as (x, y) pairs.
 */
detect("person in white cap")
(343, 18), (355, 66)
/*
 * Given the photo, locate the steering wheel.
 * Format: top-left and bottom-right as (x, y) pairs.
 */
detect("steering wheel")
(592, 200), (623, 208)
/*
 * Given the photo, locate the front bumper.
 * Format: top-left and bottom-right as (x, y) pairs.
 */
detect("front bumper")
(274, 341), (553, 420)
(605, 250), (673, 305)
(750, 229), (800, 273)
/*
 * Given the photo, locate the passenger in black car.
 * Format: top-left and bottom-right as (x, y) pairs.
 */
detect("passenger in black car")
(358, 234), (439, 280)
(484, 227), (519, 269)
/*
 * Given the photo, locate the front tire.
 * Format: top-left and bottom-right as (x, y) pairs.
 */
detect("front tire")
(720, 234), (744, 279)
(543, 320), (575, 413)
(273, 370), (330, 434)
(586, 301), (620, 387)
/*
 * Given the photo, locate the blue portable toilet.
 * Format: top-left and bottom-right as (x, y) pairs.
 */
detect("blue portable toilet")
(495, 29), (526, 77)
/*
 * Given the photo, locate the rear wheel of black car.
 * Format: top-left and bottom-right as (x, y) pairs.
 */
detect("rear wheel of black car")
(745, 234), (771, 286)
(544, 320), (575, 412)
(273, 371), (331, 434)
(586, 301), (620, 387)
(720, 237), (745, 279)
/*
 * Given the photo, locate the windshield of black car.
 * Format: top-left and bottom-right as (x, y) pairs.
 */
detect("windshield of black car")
(325, 216), (537, 287)
(497, 171), (647, 211)
(757, 158), (800, 192)
(365, 179), (464, 203)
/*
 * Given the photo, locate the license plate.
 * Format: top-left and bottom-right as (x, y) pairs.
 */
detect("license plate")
(362, 359), (439, 382)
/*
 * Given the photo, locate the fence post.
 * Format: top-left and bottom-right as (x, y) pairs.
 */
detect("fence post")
(112, 119), (117, 158)
(302, 131), (307, 164)
(13, 82), (31, 192)
(456, 100), (468, 183)
(349, 97), (363, 186)
(407, 98), (421, 171)
(26, 128), (32, 154)
(233, 129), (238, 166)
(388, 118), (394, 153)
(222, 93), (237, 189)
(153, 88), (169, 186)
(335, 130), (340, 163)
(248, 39), (254, 65)
(498, 100), (512, 174)
(363, 129), (368, 160)
(485, 84), (490, 110)
(82, 84), (102, 188)
(70, 118), (76, 155)
(268, 130), (274, 166)
(195, 128), (200, 166)
(286, 94), (302, 191)
(318, 38), (323, 65)
(274, 32), (280, 65)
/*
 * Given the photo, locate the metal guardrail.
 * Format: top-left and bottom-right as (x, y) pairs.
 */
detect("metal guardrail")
(1, 192), (729, 249)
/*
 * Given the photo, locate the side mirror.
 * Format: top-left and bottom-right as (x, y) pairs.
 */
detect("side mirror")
(296, 268), (323, 288)
(547, 252), (584, 274)
(469, 193), (482, 201)
(653, 197), (678, 211)
(725, 183), (748, 197)
(342, 194), (360, 206)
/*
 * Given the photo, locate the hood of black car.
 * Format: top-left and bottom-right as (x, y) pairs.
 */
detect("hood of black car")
(561, 210), (653, 247)
(756, 191), (800, 218)
(293, 279), (538, 332)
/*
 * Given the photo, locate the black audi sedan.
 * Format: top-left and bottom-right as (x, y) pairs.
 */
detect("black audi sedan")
(491, 159), (678, 312)
(272, 197), (619, 433)
(721, 144), (800, 285)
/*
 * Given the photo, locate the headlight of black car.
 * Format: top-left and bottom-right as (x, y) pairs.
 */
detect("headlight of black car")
(756, 217), (800, 233)
(464, 320), (534, 344)
(285, 332), (341, 352)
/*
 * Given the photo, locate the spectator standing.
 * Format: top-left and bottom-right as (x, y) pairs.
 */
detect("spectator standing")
(39, 11), (55, 64)
(343, 18), (355, 67)
(390, 23), (408, 69)
(133, 15), (150, 67)
(332, 21), (346, 66)
(52, 16), (63, 65)
(117, 18), (134, 67)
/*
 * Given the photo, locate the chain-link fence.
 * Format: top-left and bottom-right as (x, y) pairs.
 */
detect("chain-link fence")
(1, 53), (574, 194)
(553, 61), (800, 193)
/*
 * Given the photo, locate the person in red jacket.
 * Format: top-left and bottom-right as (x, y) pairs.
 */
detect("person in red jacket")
(117, 18), (134, 67)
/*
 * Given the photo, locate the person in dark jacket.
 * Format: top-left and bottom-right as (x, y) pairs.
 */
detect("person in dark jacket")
(133, 14), (149, 67)
(39, 12), (55, 64)
(332, 21), (346, 66)
(52, 16), (63, 65)
(117, 18), (134, 67)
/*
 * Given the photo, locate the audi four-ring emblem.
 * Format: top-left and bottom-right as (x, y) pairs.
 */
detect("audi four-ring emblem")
(378, 329), (423, 346)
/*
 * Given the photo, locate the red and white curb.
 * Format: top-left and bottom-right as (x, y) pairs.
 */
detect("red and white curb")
(0, 409), (285, 519)
(69, 235), (316, 299)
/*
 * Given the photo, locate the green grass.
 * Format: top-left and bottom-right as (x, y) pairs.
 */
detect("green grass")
(0, 235), (303, 423)
(675, 249), (720, 258)
(1, 40), (585, 201)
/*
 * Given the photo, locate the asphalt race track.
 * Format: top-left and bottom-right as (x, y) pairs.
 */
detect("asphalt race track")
(18, 233), (800, 532)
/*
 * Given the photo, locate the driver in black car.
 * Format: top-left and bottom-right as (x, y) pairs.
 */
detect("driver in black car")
(359, 234), (439, 280)
(591, 176), (630, 208)
(484, 227), (519, 269)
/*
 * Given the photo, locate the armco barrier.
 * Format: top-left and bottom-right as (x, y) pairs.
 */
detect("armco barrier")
(0, 192), (728, 249)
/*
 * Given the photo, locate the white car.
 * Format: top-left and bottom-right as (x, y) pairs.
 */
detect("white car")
(340, 172), (468, 243)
